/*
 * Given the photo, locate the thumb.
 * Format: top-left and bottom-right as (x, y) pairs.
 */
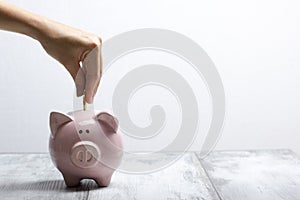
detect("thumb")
(82, 46), (101, 104)
(75, 67), (85, 97)
(85, 74), (98, 103)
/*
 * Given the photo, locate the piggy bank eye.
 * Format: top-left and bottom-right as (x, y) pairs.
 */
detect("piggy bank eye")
(79, 130), (83, 134)
(86, 129), (90, 133)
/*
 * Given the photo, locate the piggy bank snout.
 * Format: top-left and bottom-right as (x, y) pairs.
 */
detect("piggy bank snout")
(70, 141), (101, 168)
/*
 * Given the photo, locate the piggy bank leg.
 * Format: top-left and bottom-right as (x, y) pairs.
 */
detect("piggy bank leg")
(62, 174), (81, 187)
(94, 174), (113, 187)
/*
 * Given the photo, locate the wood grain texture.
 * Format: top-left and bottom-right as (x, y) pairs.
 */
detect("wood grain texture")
(3, 150), (299, 200)
(0, 153), (219, 200)
(88, 153), (219, 200)
(0, 154), (90, 200)
(199, 149), (300, 200)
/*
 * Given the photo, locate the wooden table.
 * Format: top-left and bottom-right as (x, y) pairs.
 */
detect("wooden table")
(0, 149), (300, 200)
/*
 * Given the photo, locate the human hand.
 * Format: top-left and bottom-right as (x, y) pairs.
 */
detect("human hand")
(0, 1), (102, 104)
(37, 20), (102, 104)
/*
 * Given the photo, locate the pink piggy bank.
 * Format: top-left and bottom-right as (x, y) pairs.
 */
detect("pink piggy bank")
(49, 110), (123, 187)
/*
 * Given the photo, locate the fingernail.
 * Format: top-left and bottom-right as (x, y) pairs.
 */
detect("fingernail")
(91, 96), (94, 104)
(86, 95), (94, 104)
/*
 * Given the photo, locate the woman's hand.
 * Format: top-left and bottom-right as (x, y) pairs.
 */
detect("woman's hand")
(0, 1), (102, 104)
(38, 20), (102, 103)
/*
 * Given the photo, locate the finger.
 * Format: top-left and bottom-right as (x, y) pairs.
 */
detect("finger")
(93, 50), (102, 97)
(75, 67), (85, 97)
(85, 74), (98, 103)
(67, 62), (85, 97)
(82, 46), (101, 103)
(93, 78), (100, 97)
(68, 62), (80, 81)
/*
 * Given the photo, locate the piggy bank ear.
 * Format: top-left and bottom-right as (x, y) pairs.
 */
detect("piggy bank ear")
(96, 112), (119, 133)
(50, 112), (73, 138)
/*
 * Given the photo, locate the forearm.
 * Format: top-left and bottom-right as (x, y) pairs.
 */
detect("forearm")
(0, 1), (47, 40)
(0, 1), (102, 103)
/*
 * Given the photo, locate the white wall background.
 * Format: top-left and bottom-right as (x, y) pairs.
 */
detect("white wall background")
(0, 0), (299, 154)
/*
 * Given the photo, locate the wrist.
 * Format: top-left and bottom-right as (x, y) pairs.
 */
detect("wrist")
(23, 15), (49, 41)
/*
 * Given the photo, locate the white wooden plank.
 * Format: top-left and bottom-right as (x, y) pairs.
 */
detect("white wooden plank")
(88, 153), (220, 200)
(0, 154), (89, 200)
(199, 149), (300, 200)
